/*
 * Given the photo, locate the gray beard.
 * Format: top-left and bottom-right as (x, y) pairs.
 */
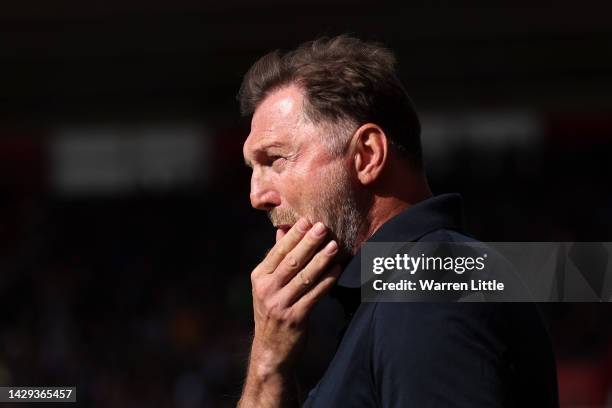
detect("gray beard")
(320, 175), (366, 258)
(268, 165), (369, 259)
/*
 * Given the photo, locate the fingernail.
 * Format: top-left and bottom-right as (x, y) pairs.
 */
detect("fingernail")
(325, 240), (338, 254)
(312, 222), (326, 236)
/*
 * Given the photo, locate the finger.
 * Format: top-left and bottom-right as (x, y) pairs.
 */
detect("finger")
(274, 222), (329, 285)
(292, 264), (343, 319)
(276, 228), (286, 243)
(278, 239), (338, 305)
(255, 218), (311, 276)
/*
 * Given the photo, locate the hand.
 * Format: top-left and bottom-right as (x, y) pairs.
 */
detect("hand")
(248, 217), (341, 380)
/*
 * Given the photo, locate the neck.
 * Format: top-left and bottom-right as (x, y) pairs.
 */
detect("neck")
(352, 171), (432, 254)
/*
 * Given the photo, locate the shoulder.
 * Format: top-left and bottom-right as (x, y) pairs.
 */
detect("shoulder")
(369, 300), (550, 371)
(371, 302), (501, 347)
(366, 302), (512, 406)
(420, 228), (479, 243)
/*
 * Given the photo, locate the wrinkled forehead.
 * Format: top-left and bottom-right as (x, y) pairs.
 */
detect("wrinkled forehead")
(244, 86), (309, 154)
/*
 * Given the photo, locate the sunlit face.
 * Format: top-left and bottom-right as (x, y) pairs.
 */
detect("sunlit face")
(243, 84), (365, 256)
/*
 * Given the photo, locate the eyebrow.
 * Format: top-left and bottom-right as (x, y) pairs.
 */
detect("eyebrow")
(244, 140), (286, 168)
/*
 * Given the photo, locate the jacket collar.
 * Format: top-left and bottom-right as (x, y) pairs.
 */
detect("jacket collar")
(336, 193), (466, 289)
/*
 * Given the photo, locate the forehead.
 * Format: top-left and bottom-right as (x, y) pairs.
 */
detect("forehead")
(244, 85), (313, 153)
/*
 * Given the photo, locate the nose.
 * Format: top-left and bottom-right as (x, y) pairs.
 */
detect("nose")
(249, 171), (281, 211)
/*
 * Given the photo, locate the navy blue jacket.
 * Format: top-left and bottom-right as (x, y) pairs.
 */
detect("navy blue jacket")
(302, 194), (559, 407)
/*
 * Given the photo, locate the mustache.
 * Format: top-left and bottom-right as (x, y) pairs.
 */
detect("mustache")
(268, 208), (301, 227)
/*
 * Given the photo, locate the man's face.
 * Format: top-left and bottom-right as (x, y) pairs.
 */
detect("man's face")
(243, 85), (365, 257)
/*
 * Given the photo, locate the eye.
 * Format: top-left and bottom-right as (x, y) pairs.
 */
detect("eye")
(268, 155), (286, 170)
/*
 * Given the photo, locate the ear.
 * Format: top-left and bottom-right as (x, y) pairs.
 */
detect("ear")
(351, 123), (388, 186)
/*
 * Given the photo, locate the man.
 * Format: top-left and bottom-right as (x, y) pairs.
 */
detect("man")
(238, 35), (559, 407)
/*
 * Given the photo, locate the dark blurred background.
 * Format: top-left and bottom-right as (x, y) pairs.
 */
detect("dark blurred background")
(1, 2), (612, 407)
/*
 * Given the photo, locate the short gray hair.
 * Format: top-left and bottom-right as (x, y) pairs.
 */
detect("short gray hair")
(237, 35), (423, 166)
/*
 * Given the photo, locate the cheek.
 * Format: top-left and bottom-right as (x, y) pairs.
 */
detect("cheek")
(280, 141), (342, 200)
(279, 165), (329, 209)
(308, 168), (342, 201)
